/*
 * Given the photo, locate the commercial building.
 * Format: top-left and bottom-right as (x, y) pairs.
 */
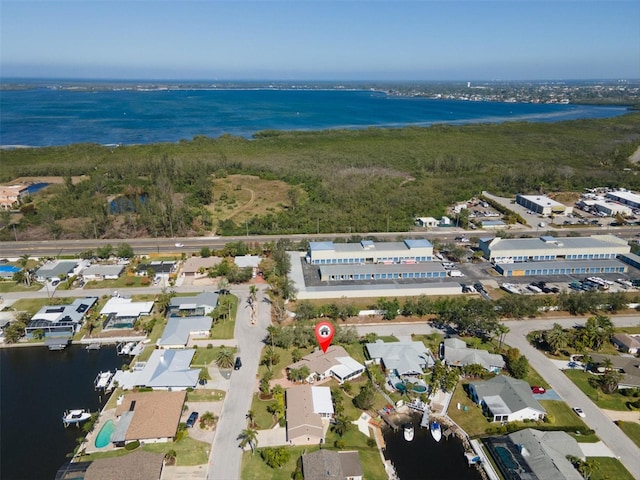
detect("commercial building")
(318, 262), (447, 282)
(479, 234), (630, 263)
(605, 190), (640, 209)
(576, 199), (633, 217)
(516, 194), (573, 216)
(306, 239), (433, 265)
(618, 252), (640, 271)
(494, 259), (627, 277)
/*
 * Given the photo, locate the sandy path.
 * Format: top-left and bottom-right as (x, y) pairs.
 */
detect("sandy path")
(601, 408), (640, 424)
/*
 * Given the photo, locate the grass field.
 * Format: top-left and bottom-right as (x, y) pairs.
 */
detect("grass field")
(186, 389), (226, 403)
(11, 297), (71, 314)
(241, 446), (314, 480)
(0, 282), (42, 293)
(616, 420), (640, 448)
(564, 369), (632, 411)
(448, 382), (490, 437)
(589, 457), (635, 480)
(538, 400), (590, 430)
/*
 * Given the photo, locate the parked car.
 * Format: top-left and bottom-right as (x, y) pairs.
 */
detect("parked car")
(573, 407), (586, 418)
(531, 386), (546, 394)
(234, 356), (242, 370)
(186, 411), (199, 428)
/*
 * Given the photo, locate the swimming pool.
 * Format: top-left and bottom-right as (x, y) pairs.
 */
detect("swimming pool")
(95, 419), (114, 448)
(0, 266), (20, 273)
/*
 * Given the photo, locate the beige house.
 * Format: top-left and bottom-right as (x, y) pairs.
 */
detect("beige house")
(0, 184), (29, 210)
(612, 333), (640, 355)
(179, 256), (222, 277)
(287, 345), (365, 384)
(285, 385), (334, 445)
(112, 391), (186, 446)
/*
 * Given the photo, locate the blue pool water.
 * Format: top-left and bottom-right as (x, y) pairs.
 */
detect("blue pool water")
(0, 266), (20, 273)
(95, 419), (114, 448)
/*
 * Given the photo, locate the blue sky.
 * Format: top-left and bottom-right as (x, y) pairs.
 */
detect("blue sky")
(1, 0), (639, 81)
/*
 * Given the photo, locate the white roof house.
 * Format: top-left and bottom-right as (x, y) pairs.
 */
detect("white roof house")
(469, 375), (546, 423)
(234, 255), (262, 269)
(134, 349), (200, 390)
(365, 340), (435, 375)
(157, 316), (212, 349)
(100, 296), (154, 318)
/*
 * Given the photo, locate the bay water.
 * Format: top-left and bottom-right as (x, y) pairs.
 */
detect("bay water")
(0, 83), (628, 147)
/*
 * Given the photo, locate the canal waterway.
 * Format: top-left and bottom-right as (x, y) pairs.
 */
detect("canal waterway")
(0, 345), (122, 480)
(383, 414), (483, 480)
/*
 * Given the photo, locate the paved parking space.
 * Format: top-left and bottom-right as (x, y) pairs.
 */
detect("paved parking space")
(579, 441), (617, 458)
(532, 389), (562, 400)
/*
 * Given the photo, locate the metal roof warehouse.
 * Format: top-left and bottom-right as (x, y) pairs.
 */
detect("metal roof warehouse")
(494, 259), (627, 277)
(307, 239), (433, 265)
(318, 262), (447, 282)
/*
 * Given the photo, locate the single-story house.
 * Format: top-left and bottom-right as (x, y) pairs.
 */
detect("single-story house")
(612, 333), (640, 355)
(136, 261), (177, 278)
(365, 340), (435, 376)
(302, 450), (363, 480)
(286, 385), (334, 445)
(179, 256), (221, 277)
(111, 391), (186, 447)
(469, 375), (546, 422)
(100, 296), (154, 330)
(590, 353), (640, 389)
(167, 291), (219, 317)
(134, 349), (200, 390)
(287, 345), (365, 384)
(25, 297), (98, 337)
(55, 450), (166, 480)
(0, 265), (20, 280)
(34, 260), (80, 282)
(81, 264), (124, 282)
(415, 216), (439, 228)
(234, 255), (262, 277)
(485, 429), (584, 480)
(443, 337), (505, 373)
(157, 316), (212, 349)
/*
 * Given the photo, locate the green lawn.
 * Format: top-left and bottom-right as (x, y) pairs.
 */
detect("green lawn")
(589, 457), (635, 480)
(616, 420), (640, 448)
(11, 297), (71, 314)
(564, 369), (632, 411)
(186, 389), (225, 403)
(78, 436), (209, 465)
(538, 400), (590, 431)
(210, 294), (238, 339)
(250, 393), (278, 430)
(242, 446), (315, 480)
(412, 332), (443, 353)
(257, 346), (310, 380)
(0, 282), (42, 293)
(192, 345), (237, 367)
(448, 382), (491, 437)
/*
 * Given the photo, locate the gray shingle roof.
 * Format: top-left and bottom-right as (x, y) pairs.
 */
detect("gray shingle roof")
(158, 316), (212, 347)
(471, 375), (545, 415)
(302, 450), (363, 480)
(365, 341), (434, 374)
(443, 338), (505, 370)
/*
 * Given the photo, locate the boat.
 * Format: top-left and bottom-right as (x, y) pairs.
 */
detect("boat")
(94, 371), (113, 390)
(62, 409), (91, 427)
(86, 343), (101, 351)
(403, 423), (414, 442)
(430, 420), (442, 442)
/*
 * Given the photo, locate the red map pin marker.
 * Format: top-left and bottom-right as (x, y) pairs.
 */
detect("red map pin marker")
(315, 321), (335, 353)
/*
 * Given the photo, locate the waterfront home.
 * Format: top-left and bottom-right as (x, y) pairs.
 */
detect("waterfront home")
(365, 340), (435, 376)
(157, 316), (212, 349)
(111, 391), (186, 446)
(485, 429), (584, 480)
(99, 295), (154, 330)
(442, 337), (505, 373)
(55, 450), (165, 480)
(111, 349), (200, 390)
(25, 297), (98, 338)
(167, 291), (219, 317)
(469, 375), (546, 422)
(286, 385), (334, 445)
(286, 345), (365, 384)
(302, 450), (363, 480)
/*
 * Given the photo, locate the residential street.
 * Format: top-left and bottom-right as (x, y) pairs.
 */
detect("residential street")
(206, 287), (270, 480)
(350, 315), (640, 479)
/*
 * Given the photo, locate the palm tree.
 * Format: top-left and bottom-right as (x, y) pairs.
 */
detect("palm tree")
(544, 323), (568, 355)
(238, 428), (258, 454)
(578, 458), (599, 480)
(496, 324), (510, 352)
(164, 449), (177, 465)
(262, 346), (280, 370)
(246, 410), (256, 428)
(215, 348), (235, 369)
(331, 414), (351, 437)
(248, 285), (258, 323)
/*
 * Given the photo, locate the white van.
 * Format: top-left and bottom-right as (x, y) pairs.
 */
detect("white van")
(448, 270), (464, 277)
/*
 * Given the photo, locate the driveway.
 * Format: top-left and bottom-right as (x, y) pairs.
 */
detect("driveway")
(504, 316), (640, 479)
(207, 286), (270, 480)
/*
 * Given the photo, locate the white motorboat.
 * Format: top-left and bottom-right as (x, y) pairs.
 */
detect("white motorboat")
(430, 420), (442, 442)
(62, 409), (91, 427)
(403, 423), (414, 442)
(94, 371), (113, 390)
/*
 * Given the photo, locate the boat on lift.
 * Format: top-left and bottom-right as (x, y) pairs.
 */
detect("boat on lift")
(403, 423), (415, 441)
(62, 409), (91, 427)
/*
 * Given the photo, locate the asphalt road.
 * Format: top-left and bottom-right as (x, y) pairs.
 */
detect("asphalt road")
(2, 225), (640, 257)
(350, 316), (640, 480)
(207, 286), (270, 480)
